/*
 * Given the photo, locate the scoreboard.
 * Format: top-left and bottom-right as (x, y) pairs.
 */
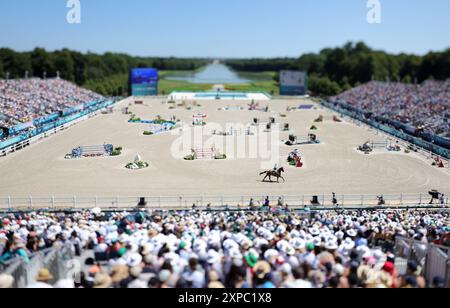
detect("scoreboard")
(280, 70), (308, 96)
(130, 68), (158, 96)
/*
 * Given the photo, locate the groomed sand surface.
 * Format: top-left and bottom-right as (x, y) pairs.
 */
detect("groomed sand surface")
(0, 97), (449, 198)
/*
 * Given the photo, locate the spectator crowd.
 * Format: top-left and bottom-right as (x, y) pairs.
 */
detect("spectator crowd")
(1, 207), (449, 288)
(331, 80), (450, 138)
(0, 78), (103, 129)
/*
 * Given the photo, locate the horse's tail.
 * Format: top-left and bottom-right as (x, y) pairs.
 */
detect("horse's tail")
(259, 171), (267, 176)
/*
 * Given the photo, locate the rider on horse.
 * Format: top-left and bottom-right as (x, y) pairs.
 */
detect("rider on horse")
(273, 164), (278, 173)
(260, 166), (286, 183)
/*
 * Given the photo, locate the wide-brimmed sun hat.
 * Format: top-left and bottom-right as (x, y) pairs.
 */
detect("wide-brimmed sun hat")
(94, 273), (112, 289)
(309, 227), (320, 236)
(111, 265), (129, 283)
(347, 229), (357, 237)
(36, 269), (53, 282)
(253, 261), (271, 279)
(0, 274), (14, 289)
(207, 249), (221, 265)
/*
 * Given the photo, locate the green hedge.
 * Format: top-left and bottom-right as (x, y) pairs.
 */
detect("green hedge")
(111, 147), (123, 156)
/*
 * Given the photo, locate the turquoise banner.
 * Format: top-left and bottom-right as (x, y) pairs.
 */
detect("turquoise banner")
(280, 85), (307, 96)
(131, 83), (158, 96)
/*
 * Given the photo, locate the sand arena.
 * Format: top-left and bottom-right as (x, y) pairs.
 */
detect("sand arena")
(0, 97), (448, 203)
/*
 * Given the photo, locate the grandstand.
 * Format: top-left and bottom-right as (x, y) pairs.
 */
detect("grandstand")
(0, 78), (103, 129)
(0, 78), (116, 157)
(331, 80), (450, 140)
(0, 207), (448, 288)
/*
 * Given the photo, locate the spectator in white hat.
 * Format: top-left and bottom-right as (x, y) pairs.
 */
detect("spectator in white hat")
(0, 274), (14, 289)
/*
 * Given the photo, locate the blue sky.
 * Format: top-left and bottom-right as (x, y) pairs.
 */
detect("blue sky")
(0, 0), (449, 58)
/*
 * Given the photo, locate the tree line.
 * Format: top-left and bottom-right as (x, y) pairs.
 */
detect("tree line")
(0, 48), (207, 96)
(226, 42), (450, 96)
(1, 43), (449, 97)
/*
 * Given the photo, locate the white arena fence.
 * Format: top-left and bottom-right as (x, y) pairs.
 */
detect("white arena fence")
(0, 193), (449, 210)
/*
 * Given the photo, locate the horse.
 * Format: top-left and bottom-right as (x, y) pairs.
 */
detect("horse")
(260, 167), (285, 183)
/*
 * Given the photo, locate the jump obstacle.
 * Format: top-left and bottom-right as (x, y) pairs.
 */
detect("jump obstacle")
(192, 146), (216, 160)
(71, 144), (113, 158)
(357, 140), (389, 153)
(248, 102), (269, 112)
(219, 106), (246, 111)
(212, 127), (254, 136)
(433, 156), (446, 168)
(285, 134), (320, 146)
(251, 121), (275, 132)
(129, 119), (176, 135)
(193, 113), (207, 126)
(298, 105), (314, 110)
(147, 123), (174, 135)
(287, 151), (304, 168)
(101, 107), (114, 114)
(251, 117), (276, 126)
(371, 141), (389, 149)
(249, 117), (280, 133)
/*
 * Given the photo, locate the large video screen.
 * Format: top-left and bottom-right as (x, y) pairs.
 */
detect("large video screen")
(130, 68), (158, 84)
(280, 70), (308, 96)
(280, 70), (307, 87)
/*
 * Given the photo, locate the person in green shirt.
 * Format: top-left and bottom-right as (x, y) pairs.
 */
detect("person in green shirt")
(0, 240), (30, 264)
